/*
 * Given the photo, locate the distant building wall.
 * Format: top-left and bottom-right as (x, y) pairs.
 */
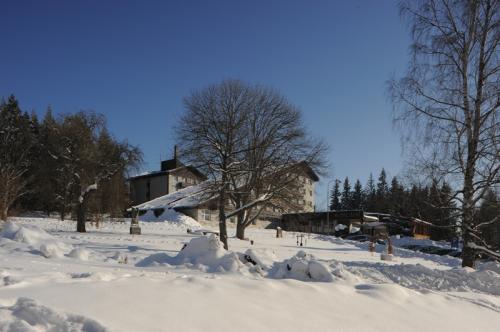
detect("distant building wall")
(168, 168), (203, 193)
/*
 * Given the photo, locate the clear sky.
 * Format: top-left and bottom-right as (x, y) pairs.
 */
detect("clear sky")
(1, 0), (411, 209)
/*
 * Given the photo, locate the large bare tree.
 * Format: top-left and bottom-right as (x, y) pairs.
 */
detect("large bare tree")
(225, 86), (326, 240)
(177, 80), (326, 248)
(390, 0), (499, 267)
(177, 80), (251, 249)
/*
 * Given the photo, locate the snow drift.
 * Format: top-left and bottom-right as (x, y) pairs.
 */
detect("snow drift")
(0, 222), (72, 258)
(268, 251), (350, 282)
(136, 234), (245, 273)
(0, 297), (107, 332)
(138, 208), (201, 229)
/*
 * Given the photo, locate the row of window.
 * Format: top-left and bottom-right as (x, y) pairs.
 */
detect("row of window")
(298, 176), (313, 185)
(299, 188), (314, 197)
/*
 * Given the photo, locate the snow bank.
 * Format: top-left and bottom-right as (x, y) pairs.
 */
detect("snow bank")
(0, 222), (54, 246)
(347, 262), (500, 295)
(0, 222), (72, 258)
(0, 297), (107, 332)
(138, 208), (201, 229)
(68, 248), (91, 261)
(137, 234), (245, 273)
(268, 251), (348, 282)
(242, 249), (278, 270)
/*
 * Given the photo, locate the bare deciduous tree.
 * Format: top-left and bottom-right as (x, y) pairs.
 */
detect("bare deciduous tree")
(177, 80), (327, 247)
(226, 86), (326, 240)
(390, 0), (499, 267)
(177, 80), (251, 249)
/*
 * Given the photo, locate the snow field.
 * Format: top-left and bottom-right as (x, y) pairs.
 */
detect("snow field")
(0, 217), (499, 331)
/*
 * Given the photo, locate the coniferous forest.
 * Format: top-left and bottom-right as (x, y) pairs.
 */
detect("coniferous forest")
(329, 168), (499, 246)
(0, 95), (142, 222)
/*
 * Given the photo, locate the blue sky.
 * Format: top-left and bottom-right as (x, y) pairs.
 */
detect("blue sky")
(1, 0), (411, 209)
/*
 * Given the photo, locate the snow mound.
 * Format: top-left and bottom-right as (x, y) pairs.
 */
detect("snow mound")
(0, 222), (53, 246)
(347, 262), (500, 295)
(0, 222), (72, 258)
(139, 209), (201, 229)
(39, 242), (67, 258)
(0, 297), (107, 332)
(137, 234), (244, 273)
(268, 251), (348, 282)
(67, 248), (91, 261)
(242, 248), (278, 270)
(477, 261), (500, 274)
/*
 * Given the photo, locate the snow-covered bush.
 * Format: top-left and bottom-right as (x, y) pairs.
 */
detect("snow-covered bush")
(0, 297), (107, 331)
(0, 222), (72, 258)
(136, 234), (244, 273)
(268, 251), (345, 282)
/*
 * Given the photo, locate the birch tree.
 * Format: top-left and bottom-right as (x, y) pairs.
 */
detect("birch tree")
(390, 0), (499, 267)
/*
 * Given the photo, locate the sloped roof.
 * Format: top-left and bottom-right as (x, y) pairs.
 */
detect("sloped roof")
(134, 181), (213, 211)
(128, 164), (207, 181)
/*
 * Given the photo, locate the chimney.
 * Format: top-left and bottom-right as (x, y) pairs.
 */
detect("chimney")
(174, 145), (178, 160)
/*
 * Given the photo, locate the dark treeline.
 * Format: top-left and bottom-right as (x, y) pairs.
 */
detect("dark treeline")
(0, 95), (142, 225)
(330, 168), (457, 241)
(330, 168), (499, 246)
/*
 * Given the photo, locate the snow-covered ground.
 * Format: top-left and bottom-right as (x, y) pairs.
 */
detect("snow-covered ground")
(0, 217), (499, 332)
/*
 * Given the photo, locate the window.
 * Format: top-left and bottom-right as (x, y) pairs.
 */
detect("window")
(309, 190), (313, 196)
(202, 209), (211, 221)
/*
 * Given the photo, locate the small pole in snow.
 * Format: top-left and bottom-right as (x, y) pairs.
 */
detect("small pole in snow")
(369, 241), (375, 256)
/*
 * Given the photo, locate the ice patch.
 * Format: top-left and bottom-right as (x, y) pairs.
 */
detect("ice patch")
(0, 297), (107, 332)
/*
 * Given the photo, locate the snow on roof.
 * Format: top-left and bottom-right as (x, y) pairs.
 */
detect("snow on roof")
(363, 214), (379, 222)
(134, 181), (213, 211)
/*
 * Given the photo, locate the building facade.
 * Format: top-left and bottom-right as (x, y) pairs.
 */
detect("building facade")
(128, 149), (207, 205)
(133, 161), (319, 225)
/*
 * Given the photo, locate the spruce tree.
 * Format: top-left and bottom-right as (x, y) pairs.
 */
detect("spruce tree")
(340, 177), (352, 210)
(329, 179), (341, 210)
(351, 179), (364, 210)
(365, 173), (376, 211)
(478, 190), (500, 250)
(376, 168), (389, 212)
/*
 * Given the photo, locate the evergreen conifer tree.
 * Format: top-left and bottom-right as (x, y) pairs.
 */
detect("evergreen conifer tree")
(341, 177), (352, 210)
(329, 179), (341, 210)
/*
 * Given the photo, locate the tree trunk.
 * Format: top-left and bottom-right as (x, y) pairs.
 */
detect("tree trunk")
(76, 200), (87, 233)
(218, 184), (229, 250)
(218, 211), (228, 250)
(461, 234), (476, 268)
(461, 173), (476, 268)
(0, 206), (7, 221)
(236, 223), (246, 240)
